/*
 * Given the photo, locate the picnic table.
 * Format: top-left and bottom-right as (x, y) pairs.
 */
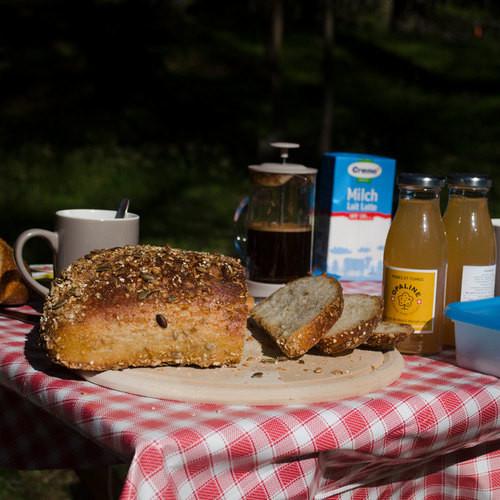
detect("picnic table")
(1, 281), (499, 499)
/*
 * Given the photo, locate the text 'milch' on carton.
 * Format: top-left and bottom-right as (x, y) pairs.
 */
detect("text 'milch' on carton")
(314, 152), (396, 281)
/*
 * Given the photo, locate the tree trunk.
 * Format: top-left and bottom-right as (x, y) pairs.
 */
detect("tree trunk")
(270, 0), (283, 66)
(320, 0), (335, 153)
(390, 0), (411, 31)
(380, 0), (394, 32)
(269, 0), (284, 138)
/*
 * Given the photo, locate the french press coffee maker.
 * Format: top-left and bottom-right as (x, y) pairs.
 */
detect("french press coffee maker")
(235, 143), (318, 298)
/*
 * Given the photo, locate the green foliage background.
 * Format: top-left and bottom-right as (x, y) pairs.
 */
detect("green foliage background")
(1, 1), (499, 262)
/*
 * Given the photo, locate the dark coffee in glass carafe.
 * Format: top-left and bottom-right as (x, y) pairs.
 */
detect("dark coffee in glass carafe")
(247, 222), (312, 283)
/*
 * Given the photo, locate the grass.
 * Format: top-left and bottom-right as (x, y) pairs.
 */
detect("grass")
(0, 143), (249, 262)
(0, 469), (77, 500)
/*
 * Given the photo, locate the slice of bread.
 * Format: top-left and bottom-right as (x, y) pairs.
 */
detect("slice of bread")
(316, 294), (383, 355)
(250, 275), (343, 358)
(363, 321), (414, 351)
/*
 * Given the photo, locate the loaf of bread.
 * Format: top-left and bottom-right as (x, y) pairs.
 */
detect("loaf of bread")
(362, 321), (414, 351)
(316, 294), (383, 355)
(250, 275), (344, 358)
(40, 245), (249, 370)
(0, 238), (29, 305)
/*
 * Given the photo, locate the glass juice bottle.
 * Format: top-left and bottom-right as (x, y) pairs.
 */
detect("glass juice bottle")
(383, 173), (447, 355)
(443, 173), (496, 346)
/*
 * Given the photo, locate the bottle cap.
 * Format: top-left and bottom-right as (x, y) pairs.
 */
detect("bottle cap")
(447, 173), (492, 189)
(398, 173), (445, 189)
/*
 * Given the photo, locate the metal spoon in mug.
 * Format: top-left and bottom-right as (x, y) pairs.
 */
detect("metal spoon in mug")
(115, 198), (130, 219)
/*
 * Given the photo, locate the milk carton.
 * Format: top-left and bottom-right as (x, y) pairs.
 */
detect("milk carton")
(313, 152), (396, 281)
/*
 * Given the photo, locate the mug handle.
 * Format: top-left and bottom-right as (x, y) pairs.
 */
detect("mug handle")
(14, 229), (59, 297)
(233, 196), (249, 261)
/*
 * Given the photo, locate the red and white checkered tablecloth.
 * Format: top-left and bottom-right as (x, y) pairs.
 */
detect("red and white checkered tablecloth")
(1, 282), (499, 499)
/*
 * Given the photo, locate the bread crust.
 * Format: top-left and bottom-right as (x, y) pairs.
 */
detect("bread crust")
(316, 295), (383, 355)
(363, 323), (414, 351)
(276, 291), (344, 358)
(251, 276), (344, 358)
(0, 238), (29, 305)
(40, 245), (248, 370)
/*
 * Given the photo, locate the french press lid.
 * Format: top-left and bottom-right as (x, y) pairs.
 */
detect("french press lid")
(248, 163), (317, 175)
(248, 142), (317, 175)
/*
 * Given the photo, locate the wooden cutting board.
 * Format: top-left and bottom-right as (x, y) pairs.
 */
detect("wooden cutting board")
(80, 329), (404, 405)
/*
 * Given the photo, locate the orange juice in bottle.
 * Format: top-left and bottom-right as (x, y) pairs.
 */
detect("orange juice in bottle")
(443, 173), (496, 346)
(383, 173), (447, 355)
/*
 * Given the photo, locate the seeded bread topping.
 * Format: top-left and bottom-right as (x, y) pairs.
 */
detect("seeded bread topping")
(41, 245), (248, 370)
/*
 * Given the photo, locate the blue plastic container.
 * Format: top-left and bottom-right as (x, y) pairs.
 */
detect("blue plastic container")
(445, 298), (500, 377)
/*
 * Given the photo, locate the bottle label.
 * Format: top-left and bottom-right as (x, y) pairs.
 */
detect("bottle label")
(460, 265), (496, 301)
(384, 266), (438, 334)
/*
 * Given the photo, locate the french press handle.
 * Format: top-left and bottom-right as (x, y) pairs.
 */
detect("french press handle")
(233, 196), (249, 261)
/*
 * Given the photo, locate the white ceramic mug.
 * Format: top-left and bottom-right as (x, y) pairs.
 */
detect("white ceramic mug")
(15, 209), (140, 296)
(493, 219), (500, 296)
